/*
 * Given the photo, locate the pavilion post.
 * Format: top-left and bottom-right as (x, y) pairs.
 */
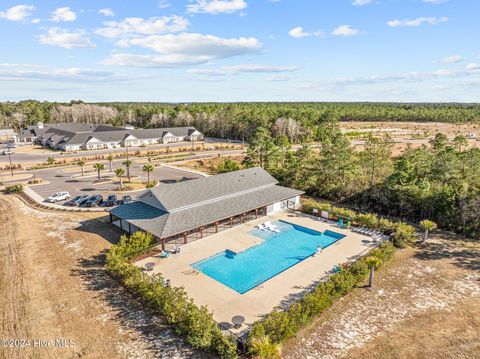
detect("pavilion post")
(200, 227), (204, 238)
(161, 238), (165, 250)
(255, 208), (258, 219)
(230, 217), (233, 227)
(215, 221), (218, 233)
(109, 213), (113, 222)
(183, 232), (187, 244)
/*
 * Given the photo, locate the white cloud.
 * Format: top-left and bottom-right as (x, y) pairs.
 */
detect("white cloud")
(387, 16), (448, 27)
(466, 63), (480, 71)
(288, 27), (310, 38)
(422, 0), (448, 4)
(288, 26), (323, 38)
(37, 28), (95, 49)
(50, 7), (77, 22)
(98, 8), (114, 17)
(0, 4), (35, 22)
(158, 0), (171, 8)
(95, 16), (189, 38)
(266, 74), (291, 81)
(352, 0), (373, 6)
(0, 65), (142, 83)
(103, 33), (261, 67)
(186, 0), (247, 15)
(332, 25), (363, 36)
(188, 64), (299, 75)
(442, 54), (463, 64)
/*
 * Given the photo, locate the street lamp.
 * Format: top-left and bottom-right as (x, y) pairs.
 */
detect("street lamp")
(5, 150), (14, 176)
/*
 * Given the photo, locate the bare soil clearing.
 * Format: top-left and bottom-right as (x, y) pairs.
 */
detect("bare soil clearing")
(0, 195), (201, 359)
(283, 233), (480, 359)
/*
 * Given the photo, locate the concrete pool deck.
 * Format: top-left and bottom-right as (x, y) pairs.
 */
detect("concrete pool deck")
(135, 211), (380, 334)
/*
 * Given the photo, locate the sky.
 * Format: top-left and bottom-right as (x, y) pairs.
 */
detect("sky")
(0, 0), (479, 102)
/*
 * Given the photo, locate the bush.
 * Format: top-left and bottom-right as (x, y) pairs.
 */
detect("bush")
(247, 242), (396, 355)
(391, 222), (416, 248)
(249, 333), (281, 359)
(105, 231), (237, 358)
(217, 159), (240, 173)
(301, 198), (416, 246)
(4, 184), (23, 194)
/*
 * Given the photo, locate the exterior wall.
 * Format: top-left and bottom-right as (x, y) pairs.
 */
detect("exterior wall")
(267, 196), (301, 214)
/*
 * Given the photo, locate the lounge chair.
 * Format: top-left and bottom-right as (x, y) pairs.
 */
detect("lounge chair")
(264, 221), (280, 233)
(256, 223), (267, 231)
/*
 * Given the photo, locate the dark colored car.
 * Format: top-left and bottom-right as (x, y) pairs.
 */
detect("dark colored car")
(104, 194), (118, 207)
(121, 195), (133, 204)
(65, 194), (89, 206)
(85, 195), (103, 207)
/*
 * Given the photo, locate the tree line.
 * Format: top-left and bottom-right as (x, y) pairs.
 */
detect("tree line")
(1, 100), (480, 142)
(244, 125), (480, 240)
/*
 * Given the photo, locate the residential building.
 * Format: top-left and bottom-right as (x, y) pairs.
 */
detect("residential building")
(14, 122), (204, 150)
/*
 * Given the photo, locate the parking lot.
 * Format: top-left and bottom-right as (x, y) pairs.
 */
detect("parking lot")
(29, 164), (204, 206)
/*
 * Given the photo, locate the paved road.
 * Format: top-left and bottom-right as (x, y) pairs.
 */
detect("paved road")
(29, 164), (204, 205)
(0, 137), (242, 164)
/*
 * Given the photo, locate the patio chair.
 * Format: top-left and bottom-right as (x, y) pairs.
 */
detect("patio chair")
(160, 250), (170, 258)
(337, 218), (344, 228)
(264, 221), (280, 233)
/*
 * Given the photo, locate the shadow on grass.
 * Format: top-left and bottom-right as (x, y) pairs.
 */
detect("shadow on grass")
(414, 231), (480, 272)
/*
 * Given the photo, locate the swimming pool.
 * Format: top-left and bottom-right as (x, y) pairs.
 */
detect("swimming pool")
(192, 220), (346, 294)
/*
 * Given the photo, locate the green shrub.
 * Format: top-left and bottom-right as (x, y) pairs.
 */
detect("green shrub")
(301, 198), (416, 246)
(4, 184), (23, 194)
(249, 333), (281, 359)
(391, 222), (416, 248)
(247, 242), (396, 353)
(105, 231), (237, 358)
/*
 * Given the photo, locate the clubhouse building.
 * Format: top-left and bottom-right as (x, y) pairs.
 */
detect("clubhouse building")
(109, 167), (304, 250)
(15, 122), (204, 151)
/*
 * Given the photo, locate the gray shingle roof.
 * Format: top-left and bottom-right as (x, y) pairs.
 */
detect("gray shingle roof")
(111, 168), (304, 239)
(145, 167), (279, 212)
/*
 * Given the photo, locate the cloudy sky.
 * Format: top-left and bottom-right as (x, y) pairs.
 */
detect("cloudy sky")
(0, 0), (478, 102)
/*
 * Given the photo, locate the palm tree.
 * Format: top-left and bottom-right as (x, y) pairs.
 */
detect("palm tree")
(107, 155), (114, 172)
(419, 220), (437, 244)
(122, 160), (132, 182)
(365, 256), (381, 289)
(115, 168), (125, 190)
(93, 163), (105, 180)
(77, 160), (86, 176)
(46, 157), (55, 166)
(142, 163), (154, 184)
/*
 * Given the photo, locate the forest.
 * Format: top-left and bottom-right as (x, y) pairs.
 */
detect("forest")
(1, 100), (480, 142)
(244, 126), (480, 240)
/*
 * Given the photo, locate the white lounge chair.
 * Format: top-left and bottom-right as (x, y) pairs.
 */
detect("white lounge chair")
(264, 221), (279, 230)
(256, 223), (268, 231)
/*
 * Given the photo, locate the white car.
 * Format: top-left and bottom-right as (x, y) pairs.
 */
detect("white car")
(46, 191), (70, 203)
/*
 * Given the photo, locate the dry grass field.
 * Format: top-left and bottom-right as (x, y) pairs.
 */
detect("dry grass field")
(283, 233), (480, 359)
(0, 195), (200, 359)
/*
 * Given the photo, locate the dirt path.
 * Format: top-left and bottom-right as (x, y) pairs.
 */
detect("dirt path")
(283, 235), (480, 359)
(0, 195), (201, 359)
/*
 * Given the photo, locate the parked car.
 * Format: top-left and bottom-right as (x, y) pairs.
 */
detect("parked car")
(46, 191), (70, 203)
(104, 194), (118, 207)
(84, 195), (103, 207)
(64, 194), (89, 206)
(121, 195), (133, 204)
(6, 143), (16, 148)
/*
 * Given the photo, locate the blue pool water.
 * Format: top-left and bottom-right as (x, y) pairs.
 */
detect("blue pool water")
(192, 220), (346, 294)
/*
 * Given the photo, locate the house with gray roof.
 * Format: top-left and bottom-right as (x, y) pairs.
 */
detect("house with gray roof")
(14, 122), (204, 150)
(109, 167), (304, 249)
